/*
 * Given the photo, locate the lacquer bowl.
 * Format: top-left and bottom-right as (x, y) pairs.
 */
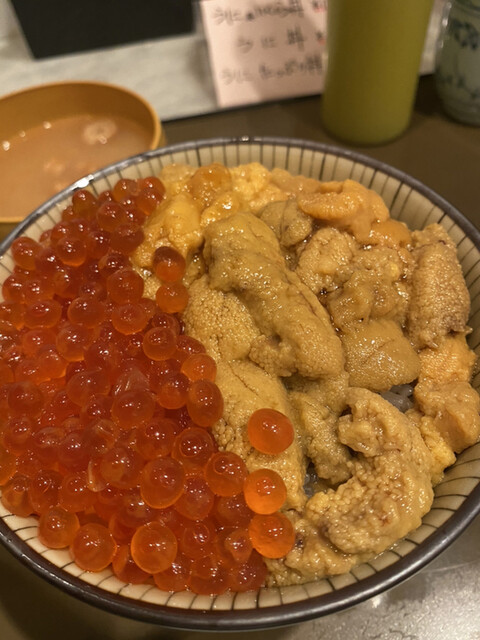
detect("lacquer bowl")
(0, 80), (163, 223)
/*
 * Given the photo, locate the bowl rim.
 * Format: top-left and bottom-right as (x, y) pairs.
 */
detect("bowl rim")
(2, 481), (480, 631)
(0, 79), (161, 146)
(1, 135), (480, 631)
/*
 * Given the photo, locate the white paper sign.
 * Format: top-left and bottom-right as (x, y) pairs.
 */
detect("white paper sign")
(199, 0), (327, 108)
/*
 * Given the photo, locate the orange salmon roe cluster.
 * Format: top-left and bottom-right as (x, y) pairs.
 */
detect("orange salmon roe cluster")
(0, 176), (295, 595)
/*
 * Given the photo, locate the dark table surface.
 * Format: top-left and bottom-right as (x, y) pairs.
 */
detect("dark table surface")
(1, 76), (480, 640)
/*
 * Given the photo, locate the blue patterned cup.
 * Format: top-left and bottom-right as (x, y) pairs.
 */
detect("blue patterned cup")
(435, 0), (480, 125)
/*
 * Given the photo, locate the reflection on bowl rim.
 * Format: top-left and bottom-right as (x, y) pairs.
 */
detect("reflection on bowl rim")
(0, 79), (162, 223)
(0, 136), (480, 631)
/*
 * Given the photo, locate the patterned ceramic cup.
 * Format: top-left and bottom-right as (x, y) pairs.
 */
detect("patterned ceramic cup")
(435, 0), (480, 125)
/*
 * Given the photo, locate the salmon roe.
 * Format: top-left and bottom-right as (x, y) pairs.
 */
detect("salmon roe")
(153, 246), (186, 283)
(243, 468), (287, 514)
(247, 408), (294, 455)
(0, 176), (295, 595)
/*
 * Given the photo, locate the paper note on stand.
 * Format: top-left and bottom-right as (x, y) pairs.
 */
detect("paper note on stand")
(199, 0), (327, 108)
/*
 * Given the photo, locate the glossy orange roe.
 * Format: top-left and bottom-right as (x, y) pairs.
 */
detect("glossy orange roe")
(247, 408), (294, 455)
(38, 506), (79, 548)
(153, 552), (191, 591)
(205, 451), (247, 497)
(71, 522), (117, 571)
(248, 513), (296, 558)
(0, 445), (15, 484)
(130, 521), (177, 573)
(243, 468), (287, 514)
(140, 457), (185, 508)
(180, 352), (216, 382)
(0, 176), (295, 595)
(153, 246), (186, 283)
(112, 544), (150, 584)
